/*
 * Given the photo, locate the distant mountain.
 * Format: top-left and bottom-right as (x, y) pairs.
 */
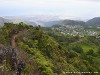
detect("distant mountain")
(10, 19), (37, 26)
(0, 16), (86, 27)
(42, 20), (63, 27)
(0, 17), (5, 26)
(0, 17), (10, 26)
(86, 17), (100, 26)
(1, 16), (100, 27)
(0, 17), (37, 26)
(61, 19), (85, 25)
(3, 15), (81, 26)
(3, 15), (61, 26)
(51, 19), (85, 27)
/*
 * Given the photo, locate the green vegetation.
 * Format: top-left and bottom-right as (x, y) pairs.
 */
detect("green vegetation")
(0, 23), (100, 75)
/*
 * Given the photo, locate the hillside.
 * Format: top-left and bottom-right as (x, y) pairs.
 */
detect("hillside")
(51, 18), (100, 36)
(86, 17), (100, 26)
(0, 23), (100, 75)
(62, 20), (85, 26)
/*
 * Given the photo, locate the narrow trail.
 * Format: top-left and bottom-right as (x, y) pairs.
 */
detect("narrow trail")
(0, 31), (36, 75)
(11, 33), (24, 62)
(11, 31), (32, 63)
(0, 35), (17, 75)
(10, 32), (36, 75)
(11, 34), (17, 49)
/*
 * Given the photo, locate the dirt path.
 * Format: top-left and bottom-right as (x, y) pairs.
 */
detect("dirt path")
(11, 32), (34, 63)
(11, 34), (17, 49)
(10, 31), (36, 75)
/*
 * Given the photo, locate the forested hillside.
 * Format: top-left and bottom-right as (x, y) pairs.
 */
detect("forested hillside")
(0, 23), (100, 75)
(86, 17), (100, 26)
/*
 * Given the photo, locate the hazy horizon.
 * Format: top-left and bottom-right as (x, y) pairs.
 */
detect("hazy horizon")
(0, 0), (100, 20)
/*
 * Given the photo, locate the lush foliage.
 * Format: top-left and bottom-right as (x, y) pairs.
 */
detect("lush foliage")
(0, 23), (100, 75)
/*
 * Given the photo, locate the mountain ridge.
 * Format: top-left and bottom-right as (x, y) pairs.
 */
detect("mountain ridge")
(86, 17), (100, 26)
(0, 16), (100, 27)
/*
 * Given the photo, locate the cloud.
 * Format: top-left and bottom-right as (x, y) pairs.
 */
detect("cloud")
(0, 0), (100, 18)
(85, 0), (100, 1)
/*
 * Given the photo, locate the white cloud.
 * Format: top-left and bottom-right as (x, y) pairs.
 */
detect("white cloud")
(70, 0), (100, 1)
(0, 0), (100, 18)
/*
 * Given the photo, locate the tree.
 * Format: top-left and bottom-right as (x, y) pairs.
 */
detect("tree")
(97, 47), (100, 54)
(72, 45), (83, 53)
(86, 49), (94, 55)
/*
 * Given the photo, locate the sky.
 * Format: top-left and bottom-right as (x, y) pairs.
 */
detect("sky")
(0, 0), (100, 19)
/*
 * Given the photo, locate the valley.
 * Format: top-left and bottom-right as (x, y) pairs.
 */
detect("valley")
(0, 16), (100, 75)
